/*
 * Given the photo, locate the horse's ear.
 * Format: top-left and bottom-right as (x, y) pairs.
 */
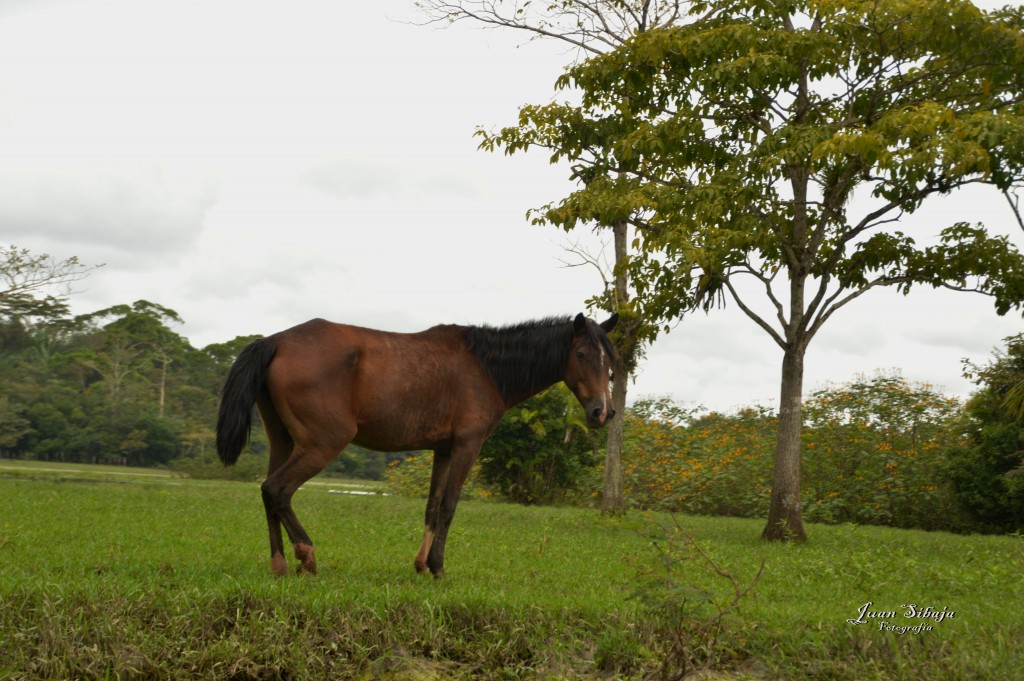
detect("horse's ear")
(573, 313), (587, 335)
(600, 313), (619, 333)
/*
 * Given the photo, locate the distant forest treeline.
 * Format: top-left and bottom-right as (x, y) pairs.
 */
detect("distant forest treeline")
(2, 247), (1022, 533)
(3, 293), (1024, 533)
(0, 298), (404, 479)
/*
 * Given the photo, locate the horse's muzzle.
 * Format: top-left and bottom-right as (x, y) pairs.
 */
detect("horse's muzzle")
(586, 403), (615, 429)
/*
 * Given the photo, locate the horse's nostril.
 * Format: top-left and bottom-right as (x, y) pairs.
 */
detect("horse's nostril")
(608, 409), (616, 420)
(591, 407), (603, 419)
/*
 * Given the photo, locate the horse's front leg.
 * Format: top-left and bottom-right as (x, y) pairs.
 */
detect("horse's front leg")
(416, 447), (451, 574)
(423, 438), (483, 578)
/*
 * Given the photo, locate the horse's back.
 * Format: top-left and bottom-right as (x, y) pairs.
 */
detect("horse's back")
(263, 318), (503, 451)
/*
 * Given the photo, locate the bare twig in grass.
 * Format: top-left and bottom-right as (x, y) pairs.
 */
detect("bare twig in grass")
(633, 515), (766, 680)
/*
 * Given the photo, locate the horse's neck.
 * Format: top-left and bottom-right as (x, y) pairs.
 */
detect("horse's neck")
(500, 367), (564, 409)
(464, 321), (570, 408)
(486, 345), (567, 408)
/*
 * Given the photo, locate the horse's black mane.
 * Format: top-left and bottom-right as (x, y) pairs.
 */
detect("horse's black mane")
(465, 315), (613, 406)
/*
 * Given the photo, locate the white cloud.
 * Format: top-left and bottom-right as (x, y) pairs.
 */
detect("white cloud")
(300, 157), (484, 201)
(0, 164), (217, 265)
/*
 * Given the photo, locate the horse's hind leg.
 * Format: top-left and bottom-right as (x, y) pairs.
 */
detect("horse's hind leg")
(261, 440), (348, 575)
(258, 397), (293, 577)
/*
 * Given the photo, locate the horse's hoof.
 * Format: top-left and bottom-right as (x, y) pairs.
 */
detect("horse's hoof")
(295, 559), (318, 576)
(270, 554), (288, 577)
(293, 543), (317, 575)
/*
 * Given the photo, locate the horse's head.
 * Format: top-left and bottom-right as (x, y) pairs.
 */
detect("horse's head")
(564, 312), (619, 429)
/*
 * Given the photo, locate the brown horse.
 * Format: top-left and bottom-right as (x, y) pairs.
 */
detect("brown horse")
(216, 313), (617, 578)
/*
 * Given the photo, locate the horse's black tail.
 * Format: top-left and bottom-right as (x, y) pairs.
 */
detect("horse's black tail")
(216, 337), (278, 466)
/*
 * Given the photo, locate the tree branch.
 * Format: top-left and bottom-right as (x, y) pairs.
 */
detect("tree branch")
(723, 276), (787, 350)
(1004, 187), (1024, 236)
(805, 277), (901, 342)
(734, 261), (786, 330)
(1, 246), (102, 310)
(412, 0), (689, 58)
(558, 237), (614, 294)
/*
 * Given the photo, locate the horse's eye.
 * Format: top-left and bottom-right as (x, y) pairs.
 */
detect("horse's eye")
(576, 350), (586, 361)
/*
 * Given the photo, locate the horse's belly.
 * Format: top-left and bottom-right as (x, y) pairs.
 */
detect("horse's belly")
(350, 388), (502, 452)
(350, 419), (452, 452)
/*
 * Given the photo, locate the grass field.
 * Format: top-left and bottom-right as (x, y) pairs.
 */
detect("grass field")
(0, 459), (1021, 680)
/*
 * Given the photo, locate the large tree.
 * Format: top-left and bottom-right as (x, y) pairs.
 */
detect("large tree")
(74, 300), (189, 419)
(479, 0), (1024, 539)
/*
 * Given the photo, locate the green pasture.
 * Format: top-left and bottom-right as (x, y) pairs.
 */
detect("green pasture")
(0, 460), (1021, 680)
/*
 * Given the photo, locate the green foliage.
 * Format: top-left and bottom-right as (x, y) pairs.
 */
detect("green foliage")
(802, 374), (964, 529)
(0, 245), (99, 322)
(1004, 378), (1024, 421)
(170, 449), (270, 481)
(944, 334), (1024, 532)
(622, 374), (971, 530)
(383, 450), (432, 498)
(482, 0), (1024, 331)
(478, 384), (601, 505)
(0, 293), (267, 474)
(623, 398), (776, 517)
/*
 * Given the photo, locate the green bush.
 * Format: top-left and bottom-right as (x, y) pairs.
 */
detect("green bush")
(943, 334), (1024, 533)
(622, 398), (774, 517)
(477, 384), (601, 505)
(802, 373), (965, 530)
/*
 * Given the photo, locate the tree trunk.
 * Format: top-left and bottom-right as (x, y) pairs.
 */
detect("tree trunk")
(158, 357), (167, 419)
(601, 353), (628, 513)
(601, 220), (631, 513)
(762, 343), (808, 541)
(762, 151), (812, 541)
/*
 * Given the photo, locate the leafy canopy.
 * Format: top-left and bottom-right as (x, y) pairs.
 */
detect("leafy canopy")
(480, 0), (1024, 339)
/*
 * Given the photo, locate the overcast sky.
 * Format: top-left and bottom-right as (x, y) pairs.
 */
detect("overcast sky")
(2, 0), (1022, 412)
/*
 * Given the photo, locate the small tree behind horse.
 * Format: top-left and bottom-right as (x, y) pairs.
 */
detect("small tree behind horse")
(216, 313), (617, 578)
